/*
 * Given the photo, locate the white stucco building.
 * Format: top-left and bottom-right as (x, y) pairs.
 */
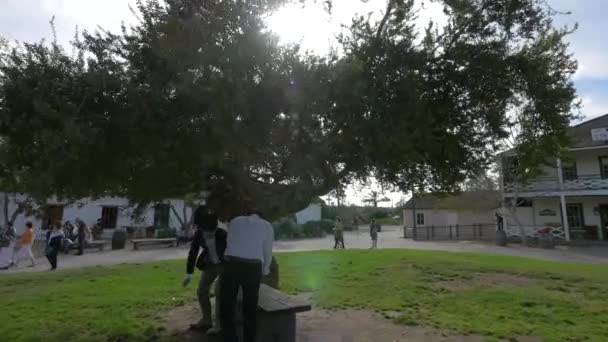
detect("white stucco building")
(402, 191), (500, 240)
(294, 203), (322, 224)
(1, 194), (191, 236)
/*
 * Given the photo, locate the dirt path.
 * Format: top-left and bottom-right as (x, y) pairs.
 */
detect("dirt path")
(297, 309), (486, 342)
(4, 226), (608, 274)
(162, 303), (541, 342)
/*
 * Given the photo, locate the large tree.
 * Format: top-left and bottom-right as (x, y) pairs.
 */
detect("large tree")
(0, 0), (578, 219)
(363, 191), (390, 208)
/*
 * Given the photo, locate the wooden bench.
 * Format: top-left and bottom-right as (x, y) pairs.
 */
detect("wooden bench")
(255, 284), (311, 342)
(87, 240), (109, 251)
(65, 240), (108, 252)
(131, 238), (178, 250)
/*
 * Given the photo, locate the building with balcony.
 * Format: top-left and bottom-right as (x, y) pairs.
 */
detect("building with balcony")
(500, 113), (608, 242)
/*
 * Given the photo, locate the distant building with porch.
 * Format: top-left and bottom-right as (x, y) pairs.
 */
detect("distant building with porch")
(402, 191), (500, 240)
(500, 113), (608, 242)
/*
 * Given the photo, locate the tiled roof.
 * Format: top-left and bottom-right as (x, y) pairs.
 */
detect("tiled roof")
(403, 191), (500, 211)
(569, 113), (608, 149)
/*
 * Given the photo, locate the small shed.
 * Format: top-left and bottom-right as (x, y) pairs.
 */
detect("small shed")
(403, 191), (500, 231)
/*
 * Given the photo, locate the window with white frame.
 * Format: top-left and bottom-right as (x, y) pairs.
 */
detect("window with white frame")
(599, 156), (608, 179)
(416, 212), (425, 226)
(561, 161), (578, 181)
(566, 203), (584, 228)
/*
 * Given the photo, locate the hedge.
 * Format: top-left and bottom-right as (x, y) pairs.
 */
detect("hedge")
(273, 219), (327, 240)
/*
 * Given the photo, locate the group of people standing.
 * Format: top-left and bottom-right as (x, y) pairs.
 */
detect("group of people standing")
(0, 218), (94, 271)
(183, 202), (274, 342)
(333, 217), (381, 249)
(45, 218), (94, 269)
(62, 219), (93, 255)
(0, 222), (36, 269)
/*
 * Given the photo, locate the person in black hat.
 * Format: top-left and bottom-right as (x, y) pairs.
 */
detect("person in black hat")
(183, 206), (227, 333)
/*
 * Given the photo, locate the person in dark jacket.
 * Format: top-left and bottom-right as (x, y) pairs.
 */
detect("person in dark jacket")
(183, 206), (227, 332)
(46, 223), (64, 271)
(75, 219), (86, 255)
(370, 219), (379, 249)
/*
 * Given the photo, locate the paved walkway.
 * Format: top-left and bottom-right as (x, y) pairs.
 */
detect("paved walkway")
(3, 226), (608, 274)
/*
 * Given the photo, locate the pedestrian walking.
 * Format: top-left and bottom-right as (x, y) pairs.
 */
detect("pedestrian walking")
(333, 217), (345, 249)
(0, 223), (17, 269)
(13, 222), (36, 267)
(46, 223), (64, 271)
(370, 219), (379, 249)
(75, 219), (86, 255)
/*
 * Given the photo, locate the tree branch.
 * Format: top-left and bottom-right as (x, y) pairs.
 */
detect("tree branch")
(170, 205), (185, 228)
(375, 0), (395, 42)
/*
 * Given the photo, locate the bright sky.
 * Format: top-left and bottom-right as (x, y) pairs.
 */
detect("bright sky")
(1, 0), (607, 206)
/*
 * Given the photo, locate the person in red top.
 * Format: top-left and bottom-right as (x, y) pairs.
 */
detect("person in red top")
(14, 222), (36, 267)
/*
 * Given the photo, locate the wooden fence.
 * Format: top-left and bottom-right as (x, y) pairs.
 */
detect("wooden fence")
(405, 224), (497, 241)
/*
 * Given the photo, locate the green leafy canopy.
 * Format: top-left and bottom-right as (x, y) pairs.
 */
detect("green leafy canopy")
(0, 0), (578, 218)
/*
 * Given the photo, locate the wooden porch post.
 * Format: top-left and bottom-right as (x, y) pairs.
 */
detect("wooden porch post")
(411, 189), (417, 240)
(556, 158), (571, 241)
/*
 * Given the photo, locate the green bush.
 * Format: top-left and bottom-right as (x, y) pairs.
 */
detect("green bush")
(370, 211), (390, 219)
(273, 219), (298, 240)
(321, 205), (398, 225)
(301, 221), (325, 237)
(376, 217), (401, 225)
(274, 219), (326, 240)
(318, 219), (335, 233)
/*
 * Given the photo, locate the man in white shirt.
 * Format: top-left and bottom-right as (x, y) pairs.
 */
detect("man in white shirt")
(219, 204), (274, 342)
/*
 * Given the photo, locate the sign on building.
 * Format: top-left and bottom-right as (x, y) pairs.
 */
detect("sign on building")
(591, 128), (608, 141)
(539, 209), (557, 217)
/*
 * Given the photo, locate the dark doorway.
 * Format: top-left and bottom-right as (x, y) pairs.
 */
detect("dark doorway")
(43, 205), (64, 230)
(101, 206), (119, 229)
(154, 204), (170, 228)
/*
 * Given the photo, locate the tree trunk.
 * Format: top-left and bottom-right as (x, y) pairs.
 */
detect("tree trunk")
(506, 184), (528, 245)
(171, 201), (194, 232)
(9, 207), (20, 226)
(2, 192), (9, 227)
(9, 196), (23, 226)
(170, 204), (186, 231)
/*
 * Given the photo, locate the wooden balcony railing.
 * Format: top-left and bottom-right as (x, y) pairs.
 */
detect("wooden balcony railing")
(504, 174), (608, 193)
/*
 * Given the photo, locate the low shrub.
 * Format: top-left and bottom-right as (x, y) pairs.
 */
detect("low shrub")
(370, 210), (390, 219)
(156, 228), (177, 238)
(376, 217), (401, 225)
(274, 219), (326, 240)
(312, 219), (335, 234)
(301, 221), (325, 237)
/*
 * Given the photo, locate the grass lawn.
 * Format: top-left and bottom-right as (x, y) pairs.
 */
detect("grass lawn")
(1, 250), (607, 341)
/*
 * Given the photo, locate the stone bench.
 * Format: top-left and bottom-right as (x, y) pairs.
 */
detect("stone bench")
(255, 283), (311, 342)
(130, 238), (177, 250)
(88, 240), (109, 251)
